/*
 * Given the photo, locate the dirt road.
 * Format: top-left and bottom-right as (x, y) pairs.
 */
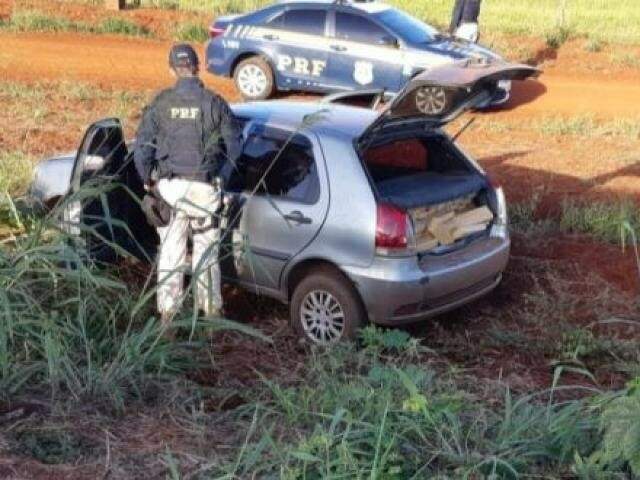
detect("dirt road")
(2, 32), (640, 119)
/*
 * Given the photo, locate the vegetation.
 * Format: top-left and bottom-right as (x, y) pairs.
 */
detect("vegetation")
(121, 0), (640, 45)
(1, 9), (151, 37)
(174, 21), (209, 42)
(560, 200), (640, 244)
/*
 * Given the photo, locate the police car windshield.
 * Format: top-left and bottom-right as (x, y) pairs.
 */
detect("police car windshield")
(374, 9), (439, 44)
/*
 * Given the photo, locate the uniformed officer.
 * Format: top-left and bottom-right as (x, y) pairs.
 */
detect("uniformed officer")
(134, 43), (240, 330)
(450, 0), (482, 43)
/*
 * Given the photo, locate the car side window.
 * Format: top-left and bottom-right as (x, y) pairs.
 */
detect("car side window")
(239, 128), (320, 204)
(269, 9), (326, 36)
(335, 12), (390, 44)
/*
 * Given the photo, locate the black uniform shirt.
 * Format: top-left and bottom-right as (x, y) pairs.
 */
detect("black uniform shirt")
(134, 77), (241, 184)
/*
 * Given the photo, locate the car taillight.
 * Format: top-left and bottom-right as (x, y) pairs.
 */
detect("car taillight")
(209, 25), (225, 39)
(376, 203), (408, 249)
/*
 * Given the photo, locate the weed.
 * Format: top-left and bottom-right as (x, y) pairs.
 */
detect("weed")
(588, 380), (640, 475)
(99, 17), (150, 36)
(174, 21), (208, 42)
(0, 183), (266, 408)
(585, 38), (604, 53)
(545, 26), (573, 49)
(0, 151), (34, 197)
(560, 200), (640, 244)
(203, 328), (605, 477)
(1, 9), (152, 38)
(6, 10), (86, 33)
(610, 51), (640, 68)
(13, 427), (93, 465)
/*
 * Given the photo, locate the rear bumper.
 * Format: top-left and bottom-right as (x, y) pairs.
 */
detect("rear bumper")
(205, 40), (231, 76)
(343, 235), (510, 325)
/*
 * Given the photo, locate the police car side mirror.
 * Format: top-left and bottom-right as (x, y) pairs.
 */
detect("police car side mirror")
(378, 36), (399, 48)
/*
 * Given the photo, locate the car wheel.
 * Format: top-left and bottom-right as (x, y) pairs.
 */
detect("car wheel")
(290, 267), (366, 345)
(233, 56), (275, 100)
(414, 86), (448, 115)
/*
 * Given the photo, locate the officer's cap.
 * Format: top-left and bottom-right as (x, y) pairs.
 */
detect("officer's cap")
(169, 43), (199, 70)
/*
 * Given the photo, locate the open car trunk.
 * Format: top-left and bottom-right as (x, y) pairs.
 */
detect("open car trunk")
(362, 131), (495, 252)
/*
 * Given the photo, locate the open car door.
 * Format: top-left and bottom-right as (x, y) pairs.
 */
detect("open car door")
(357, 61), (539, 146)
(66, 118), (157, 262)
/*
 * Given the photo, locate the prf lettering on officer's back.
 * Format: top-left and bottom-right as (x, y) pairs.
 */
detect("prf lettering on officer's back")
(171, 107), (200, 120)
(277, 54), (326, 77)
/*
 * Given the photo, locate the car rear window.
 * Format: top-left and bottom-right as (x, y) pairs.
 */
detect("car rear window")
(269, 9), (326, 36)
(239, 128), (320, 204)
(335, 12), (389, 44)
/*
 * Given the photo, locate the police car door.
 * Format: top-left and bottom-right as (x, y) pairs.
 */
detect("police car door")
(230, 124), (328, 295)
(325, 9), (404, 92)
(266, 7), (330, 91)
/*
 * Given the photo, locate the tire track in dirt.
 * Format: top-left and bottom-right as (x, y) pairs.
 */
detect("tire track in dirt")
(2, 32), (640, 119)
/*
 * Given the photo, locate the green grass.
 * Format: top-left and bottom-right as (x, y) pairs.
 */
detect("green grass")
(483, 115), (640, 139)
(192, 327), (636, 477)
(173, 21), (208, 42)
(560, 200), (640, 244)
(0, 151), (35, 197)
(99, 16), (151, 36)
(0, 9), (152, 37)
(125, 0), (640, 45)
(6, 9), (89, 33)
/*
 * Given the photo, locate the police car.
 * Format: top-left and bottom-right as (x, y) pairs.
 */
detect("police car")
(206, 0), (511, 105)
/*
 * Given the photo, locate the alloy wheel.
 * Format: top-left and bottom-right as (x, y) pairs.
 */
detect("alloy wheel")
(415, 86), (447, 115)
(300, 289), (346, 345)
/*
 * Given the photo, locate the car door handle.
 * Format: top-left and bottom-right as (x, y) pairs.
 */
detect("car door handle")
(263, 34), (279, 41)
(330, 44), (347, 52)
(284, 210), (312, 225)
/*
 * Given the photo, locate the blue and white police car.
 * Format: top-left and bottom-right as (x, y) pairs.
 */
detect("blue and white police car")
(206, 0), (511, 105)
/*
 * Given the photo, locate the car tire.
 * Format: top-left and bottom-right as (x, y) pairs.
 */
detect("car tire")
(290, 267), (366, 345)
(233, 56), (275, 100)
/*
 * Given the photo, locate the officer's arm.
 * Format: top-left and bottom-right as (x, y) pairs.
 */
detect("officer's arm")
(214, 98), (242, 170)
(133, 103), (159, 185)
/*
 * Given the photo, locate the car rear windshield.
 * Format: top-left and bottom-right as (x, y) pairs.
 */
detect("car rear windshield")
(374, 9), (438, 44)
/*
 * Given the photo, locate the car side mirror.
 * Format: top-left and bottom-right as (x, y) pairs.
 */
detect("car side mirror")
(378, 36), (399, 48)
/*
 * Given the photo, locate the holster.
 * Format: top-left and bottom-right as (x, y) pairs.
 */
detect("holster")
(142, 187), (172, 228)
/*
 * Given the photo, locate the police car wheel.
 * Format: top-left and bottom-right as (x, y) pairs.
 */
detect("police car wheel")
(234, 56), (274, 100)
(290, 267), (366, 346)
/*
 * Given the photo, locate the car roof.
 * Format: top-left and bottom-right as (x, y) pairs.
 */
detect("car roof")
(274, 0), (391, 14)
(232, 100), (378, 140)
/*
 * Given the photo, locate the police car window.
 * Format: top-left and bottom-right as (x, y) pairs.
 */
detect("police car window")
(240, 130), (320, 204)
(335, 12), (389, 44)
(269, 9), (326, 36)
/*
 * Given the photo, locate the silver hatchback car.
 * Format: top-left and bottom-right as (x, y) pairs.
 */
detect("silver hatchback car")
(31, 62), (537, 345)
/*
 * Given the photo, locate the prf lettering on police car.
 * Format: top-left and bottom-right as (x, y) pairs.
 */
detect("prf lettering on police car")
(277, 55), (326, 77)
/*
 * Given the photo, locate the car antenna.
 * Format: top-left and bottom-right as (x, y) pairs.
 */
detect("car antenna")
(451, 116), (476, 142)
